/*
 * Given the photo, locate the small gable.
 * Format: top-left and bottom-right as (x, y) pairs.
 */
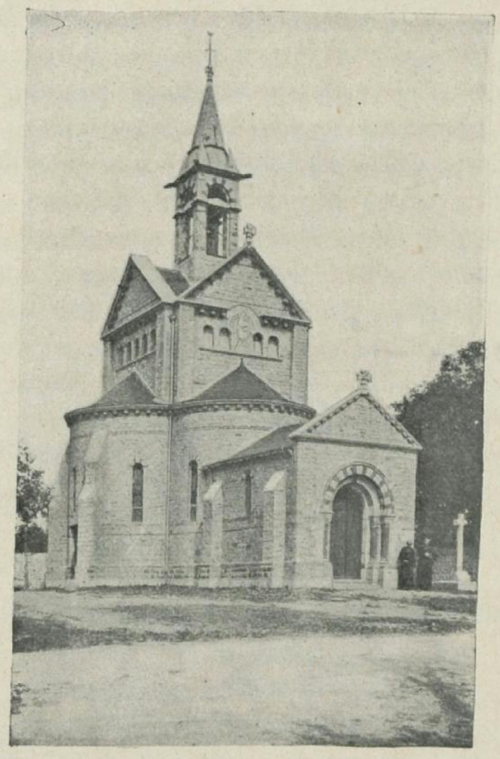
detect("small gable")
(103, 255), (178, 335)
(182, 248), (310, 322)
(116, 268), (159, 326)
(104, 263), (159, 334)
(295, 393), (420, 450)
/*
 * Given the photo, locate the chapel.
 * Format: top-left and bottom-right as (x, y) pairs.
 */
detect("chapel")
(46, 48), (420, 590)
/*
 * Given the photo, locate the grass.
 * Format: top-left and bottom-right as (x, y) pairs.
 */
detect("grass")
(13, 590), (475, 653)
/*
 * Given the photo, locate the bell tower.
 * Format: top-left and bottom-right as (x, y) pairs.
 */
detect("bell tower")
(165, 33), (252, 283)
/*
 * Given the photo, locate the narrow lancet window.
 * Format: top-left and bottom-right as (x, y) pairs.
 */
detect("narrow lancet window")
(244, 471), (252, 518)
(189, 460), (198, 521)
(132, 463), (144, 523)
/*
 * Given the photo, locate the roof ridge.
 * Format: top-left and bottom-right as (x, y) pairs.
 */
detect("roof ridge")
(179, 246), (311, 323)
(291, 387), (421, 449)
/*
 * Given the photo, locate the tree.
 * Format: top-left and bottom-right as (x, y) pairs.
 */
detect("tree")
(16, 445), (52, 553)
(15, 523), (48, 554)
(393, 341), (484, 555)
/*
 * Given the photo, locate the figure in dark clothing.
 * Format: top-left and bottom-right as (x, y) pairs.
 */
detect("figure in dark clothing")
(417, 538), (435, 591)
(397, 542), (416, 589)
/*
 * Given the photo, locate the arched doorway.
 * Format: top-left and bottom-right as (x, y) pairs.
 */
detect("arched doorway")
(330, 484), (364, 579)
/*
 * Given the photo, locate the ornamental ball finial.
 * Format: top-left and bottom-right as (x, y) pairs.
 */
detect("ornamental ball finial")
(356, 369), (373, 388)
(243, 223), (257, 247)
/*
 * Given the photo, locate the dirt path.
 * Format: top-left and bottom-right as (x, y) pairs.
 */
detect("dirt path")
(11, 631), (474, 746)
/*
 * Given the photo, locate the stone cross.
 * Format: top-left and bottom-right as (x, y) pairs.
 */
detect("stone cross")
(243, 223), (257, 247)
(356, 369), (373, 388)
(453, 512), (468, 573)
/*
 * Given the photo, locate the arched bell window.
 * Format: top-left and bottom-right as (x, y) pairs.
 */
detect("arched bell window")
(207, 184), (229, 202)
(206, 206), (228, 258)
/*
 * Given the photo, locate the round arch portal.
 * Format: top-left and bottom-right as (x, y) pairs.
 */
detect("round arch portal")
(322, 463), (395, 583)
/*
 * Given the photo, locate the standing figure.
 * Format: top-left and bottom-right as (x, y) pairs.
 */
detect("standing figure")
(417, 537), (435, 591)
(397, 541), (416, 589)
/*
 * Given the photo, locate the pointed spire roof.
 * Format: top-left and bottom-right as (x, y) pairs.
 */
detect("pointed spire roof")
(166, 39), (251, 187)
(191, 77), (225, 152)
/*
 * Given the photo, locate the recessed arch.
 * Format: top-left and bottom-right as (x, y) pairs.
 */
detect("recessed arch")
(323, 462), (394, 514)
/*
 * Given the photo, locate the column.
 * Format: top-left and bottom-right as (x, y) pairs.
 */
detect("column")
(379, 513), (397, 589)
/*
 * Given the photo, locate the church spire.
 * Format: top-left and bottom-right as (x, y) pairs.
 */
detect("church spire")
(190, 34), (225, 154)
(165, 35), (252, 282)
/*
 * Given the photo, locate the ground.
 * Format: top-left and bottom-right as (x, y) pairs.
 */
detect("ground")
(11, 586), (476, 746)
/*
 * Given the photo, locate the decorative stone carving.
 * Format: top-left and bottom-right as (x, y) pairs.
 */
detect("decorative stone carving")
(243, 223), (257, 246)
(356, 369), (373, 387)
(228, 305), (261, 352)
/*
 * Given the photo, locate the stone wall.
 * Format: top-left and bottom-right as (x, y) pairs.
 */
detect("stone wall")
(48, 414), (170, 587)
(293, 440), (418, 588)
(14, 553), (47, 590)
(167, 407), (304, 579)
(192, 313), (294, 400)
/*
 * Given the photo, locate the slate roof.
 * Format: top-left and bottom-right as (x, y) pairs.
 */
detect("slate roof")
(156, 267), (190, 296)
(167, 77), (242, 182)
(69, 372), (159, 415)
(206, 424), (300, 468)
(193, 361), (287, 403)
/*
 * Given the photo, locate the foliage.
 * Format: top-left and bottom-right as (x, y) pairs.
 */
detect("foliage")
(15, 523), (48, 553)
(393, 341), (484, 552)
(16, 445), (52, 551)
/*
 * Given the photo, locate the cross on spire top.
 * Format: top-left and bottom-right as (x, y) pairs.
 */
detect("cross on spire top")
(205, 31), (215, 82)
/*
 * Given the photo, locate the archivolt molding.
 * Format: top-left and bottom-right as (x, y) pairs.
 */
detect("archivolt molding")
(323, 462), (395, 513)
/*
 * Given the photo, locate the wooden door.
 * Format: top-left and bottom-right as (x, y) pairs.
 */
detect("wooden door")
(330, 488), (363, 579)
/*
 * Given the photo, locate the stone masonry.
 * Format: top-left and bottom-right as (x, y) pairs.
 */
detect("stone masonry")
(46, 55), (420, 591)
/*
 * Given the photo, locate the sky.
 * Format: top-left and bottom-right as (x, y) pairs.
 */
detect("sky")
(20, 11), (492, 482)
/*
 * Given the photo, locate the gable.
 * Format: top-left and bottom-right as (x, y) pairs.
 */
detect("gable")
(294, 393), (420, 450)
(182, 248), (310, 322)
(114, 267), (159, 327)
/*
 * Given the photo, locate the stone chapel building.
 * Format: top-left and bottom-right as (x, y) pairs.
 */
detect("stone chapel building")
(46, 54), (421, 590)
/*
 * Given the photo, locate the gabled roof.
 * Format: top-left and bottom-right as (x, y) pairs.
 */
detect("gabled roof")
(219, 424), (300, 465)
(291, 384), (421, 450)
(102, 255), (179, 335)
(180, 245), (311, 323)
(194, 361), (287, 403)
(66, 372), (160, 420)
(157, 267), (190, 296)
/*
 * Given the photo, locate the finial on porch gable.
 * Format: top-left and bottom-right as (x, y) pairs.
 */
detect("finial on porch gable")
(356, 370), (373, 389)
